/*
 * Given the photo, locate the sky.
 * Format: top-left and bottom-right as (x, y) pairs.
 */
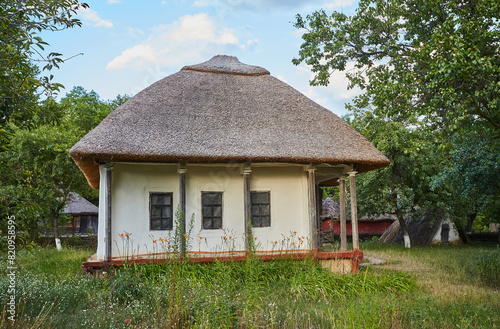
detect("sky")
(42, 0), (360, 117)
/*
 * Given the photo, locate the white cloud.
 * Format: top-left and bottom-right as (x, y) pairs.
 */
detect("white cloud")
(107, 0), (122, 4)
(126, 27), (145, 37)
(297, 63), (362, 101)
(276, 75), (288, 83)
(78, 7), (113, 28)
(292, 63), (361, 116)
(107, 13), (240, 71)
(106, 45), (159, 70)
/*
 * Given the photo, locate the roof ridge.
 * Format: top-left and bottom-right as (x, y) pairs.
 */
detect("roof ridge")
(181, 55), (270, 76)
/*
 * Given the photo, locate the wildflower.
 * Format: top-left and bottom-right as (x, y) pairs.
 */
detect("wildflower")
(292, 242), (295, 246)
(293, 231), (297, 235)
(159, 238), (164, 242)
(229, 236), (232, 239)
(120, 233), (124, 237)
(254, 237), (257, 240)
(223, 236), (227, 240)
(199, 236), (203, 240)
(153, 240), (157, 243)
(125, 233), (129, 237)
(184, 235), (188, 240)
(126, 318), (130, 322)
(168, 245), (172, 249)
(274, 241), (278, 244)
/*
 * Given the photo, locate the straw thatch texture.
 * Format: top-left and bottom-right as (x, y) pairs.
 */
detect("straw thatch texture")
(321, 197), (340, 219)
(379, 210), (446, 245)
(321, 197), (396, 222)
(63, 192), (98, 215)
(70, 55), (390, 189)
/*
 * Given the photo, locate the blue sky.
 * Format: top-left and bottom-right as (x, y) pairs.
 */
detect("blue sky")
(43, 0), (359, 116)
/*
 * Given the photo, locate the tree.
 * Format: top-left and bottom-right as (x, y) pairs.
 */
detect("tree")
(346, 111), (445, 248)
(0, 123), (88, 238)
(293, 0), (500, 133)
(0, 0), (88, 136)
(431, 125), (500, 234)
(293, 0), (500, 239)
(60, 86), (127, 135)
(0, 87), (118, 239)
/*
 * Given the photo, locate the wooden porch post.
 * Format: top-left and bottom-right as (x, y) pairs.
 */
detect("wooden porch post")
(179, 163), (187, 255)
(104, 162), (113, 262)
(307, 168), (318, 249)
(349, 171), (359, 251)
(316, 184), (322, 249)
(243, 163), (252, 250)
(339, 176), (347, 251)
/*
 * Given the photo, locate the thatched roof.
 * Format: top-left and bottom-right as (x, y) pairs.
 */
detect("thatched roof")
(321, 197), (396, 222)
(321, 197), (341, 219)
(378, 210), (446, 245)
(63, 192), (98, 215)
(70, 55), (390, 189)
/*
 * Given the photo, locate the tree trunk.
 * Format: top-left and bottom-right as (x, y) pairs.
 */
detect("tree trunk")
(398, 215), (411, 248)
(52, 210), (62, 250)
(465, 212), (477, 234)
(457, 226), (471, 244)
(52, 211), (59, 239)
(393, 196), (411, 248)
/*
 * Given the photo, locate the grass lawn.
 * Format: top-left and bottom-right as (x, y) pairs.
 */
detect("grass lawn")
(1, 242), (499, 328)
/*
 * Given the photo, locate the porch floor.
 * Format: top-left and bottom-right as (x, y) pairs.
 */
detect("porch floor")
(82, 249), (363, 275)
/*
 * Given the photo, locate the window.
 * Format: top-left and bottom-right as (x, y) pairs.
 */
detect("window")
(251, 191), (270, 227)
(150, 192), (173, 230)
(202, 192), (222, 229)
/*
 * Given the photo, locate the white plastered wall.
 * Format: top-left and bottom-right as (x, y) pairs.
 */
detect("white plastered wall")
(110, 163), (179, 258)
(185, 164), (245, 253)
(96, 165), (107, 261)
(432, 218), (461, 243)
(96, 162), (313, 259)
(249, 166), (310, 251)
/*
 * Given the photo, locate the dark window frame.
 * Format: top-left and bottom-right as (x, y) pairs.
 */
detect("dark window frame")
(149, 192), (173, 231)
(201, 191), (223, 230)
(250, 191), (271, 228)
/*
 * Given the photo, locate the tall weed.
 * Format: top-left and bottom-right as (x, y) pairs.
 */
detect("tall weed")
(476, 246), (500, 287)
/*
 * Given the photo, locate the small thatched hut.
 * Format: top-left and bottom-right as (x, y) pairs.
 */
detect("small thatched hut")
(70, 55), (389, 273)
(379, 210), (460, 245)
(62, 192), (99, 235)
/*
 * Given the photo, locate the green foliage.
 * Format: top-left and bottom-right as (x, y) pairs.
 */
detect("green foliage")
(321, 186), (339, 200)
(0, 233), (35, 253)
(0, 87), (118, 238)
(476, 246), (500, 287)
(6, 246), (92, 278)
(2, 245), (500, 328)
(432, 129), (500, 225)
(0, 0), (87, 132)
(294, 0), (500, 133)
(109, 265), (150, 304)
(0, 123), (88, 237)
(294, 0), (500, 229)
(348, 109), (446, 243)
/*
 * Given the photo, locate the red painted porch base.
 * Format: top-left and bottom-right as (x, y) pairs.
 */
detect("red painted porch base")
(82, 249), (363, 274)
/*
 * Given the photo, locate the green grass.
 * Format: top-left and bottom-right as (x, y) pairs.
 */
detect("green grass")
(1, 243), (499, 328)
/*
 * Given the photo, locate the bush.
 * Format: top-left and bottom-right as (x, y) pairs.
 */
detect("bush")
(108, 267), (149, 304)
